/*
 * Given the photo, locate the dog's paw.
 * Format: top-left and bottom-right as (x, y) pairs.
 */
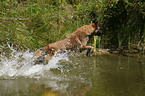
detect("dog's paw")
(90, 52), (97, 56)
(86, 49), (93, 56)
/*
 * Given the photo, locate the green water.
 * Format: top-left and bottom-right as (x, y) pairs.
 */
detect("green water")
(0, 54), (145, 96)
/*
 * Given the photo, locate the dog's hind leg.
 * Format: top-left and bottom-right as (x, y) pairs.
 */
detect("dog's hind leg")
(33, 48), (45, 60)
(44, 54), (52, 64)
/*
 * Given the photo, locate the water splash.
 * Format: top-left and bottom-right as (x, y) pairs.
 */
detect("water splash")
(0, 44), (69, 79)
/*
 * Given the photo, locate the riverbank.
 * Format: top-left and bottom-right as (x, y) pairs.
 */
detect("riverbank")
(87, 46), (145, 57)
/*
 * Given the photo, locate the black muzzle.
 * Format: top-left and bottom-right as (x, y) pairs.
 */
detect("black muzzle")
(95, 29), (104, 36)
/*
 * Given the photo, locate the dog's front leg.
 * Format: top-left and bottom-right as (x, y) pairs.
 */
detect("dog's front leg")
(79, 37), (93, 50)
(77, 37), (93, 56)
(80, 46), (93, 56)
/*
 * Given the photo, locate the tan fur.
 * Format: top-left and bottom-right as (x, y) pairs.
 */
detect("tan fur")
(33, 23), (99, 63)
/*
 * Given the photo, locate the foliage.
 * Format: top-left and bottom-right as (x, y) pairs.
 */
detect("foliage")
(100, 0), (145, 49)
(0, 0), (145, 51)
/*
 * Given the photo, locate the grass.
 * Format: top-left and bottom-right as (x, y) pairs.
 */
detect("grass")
(0, 0), (145, 51)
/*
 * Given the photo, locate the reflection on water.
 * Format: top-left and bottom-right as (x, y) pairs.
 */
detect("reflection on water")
(0, 45), (145, 96)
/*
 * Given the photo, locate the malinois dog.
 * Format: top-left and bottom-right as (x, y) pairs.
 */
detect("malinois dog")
(33, 21), (104, 64)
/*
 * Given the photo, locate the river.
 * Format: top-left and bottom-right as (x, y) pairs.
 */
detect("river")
(0, 44), (145, 96)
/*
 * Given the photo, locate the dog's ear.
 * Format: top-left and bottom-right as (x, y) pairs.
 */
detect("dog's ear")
(91, 23), (97, 28)
(91, 21), (92, 24)
(92, 19), (98, 25)
(91, 19), (99, 29)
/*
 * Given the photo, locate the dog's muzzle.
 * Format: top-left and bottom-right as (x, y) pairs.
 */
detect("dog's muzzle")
(95, 29), (104, 36)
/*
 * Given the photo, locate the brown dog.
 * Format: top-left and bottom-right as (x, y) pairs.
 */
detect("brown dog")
(33, 22), (103, 64)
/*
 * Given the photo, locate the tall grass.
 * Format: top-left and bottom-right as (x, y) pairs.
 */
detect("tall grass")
(0, 0), (145, 51)
(0, 0), (102, 50)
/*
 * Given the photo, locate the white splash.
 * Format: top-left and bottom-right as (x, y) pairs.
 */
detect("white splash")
(0, 44), (69, 79)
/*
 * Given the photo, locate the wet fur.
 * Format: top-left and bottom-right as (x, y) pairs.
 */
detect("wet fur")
(33, 23), (101, 64)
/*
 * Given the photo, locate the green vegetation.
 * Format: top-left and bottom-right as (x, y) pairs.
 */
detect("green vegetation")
(101, 0), (145, 50)
(0, 0), (145, 51)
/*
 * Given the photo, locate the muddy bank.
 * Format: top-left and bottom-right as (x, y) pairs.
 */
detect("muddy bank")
(84, 45), (145, 57)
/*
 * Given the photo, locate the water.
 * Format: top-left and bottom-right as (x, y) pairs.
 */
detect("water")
(0, 44), (145, 96)
(0, 44), (68, 79)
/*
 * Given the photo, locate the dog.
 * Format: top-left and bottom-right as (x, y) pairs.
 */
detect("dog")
(33, 21), (104, 64)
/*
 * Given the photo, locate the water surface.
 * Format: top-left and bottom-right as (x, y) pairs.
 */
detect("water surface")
(0, 45), (145, 96)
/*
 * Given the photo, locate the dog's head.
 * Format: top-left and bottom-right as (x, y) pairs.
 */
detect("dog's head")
(89, 27), (104, 37)
(92, 19), (104, 36)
